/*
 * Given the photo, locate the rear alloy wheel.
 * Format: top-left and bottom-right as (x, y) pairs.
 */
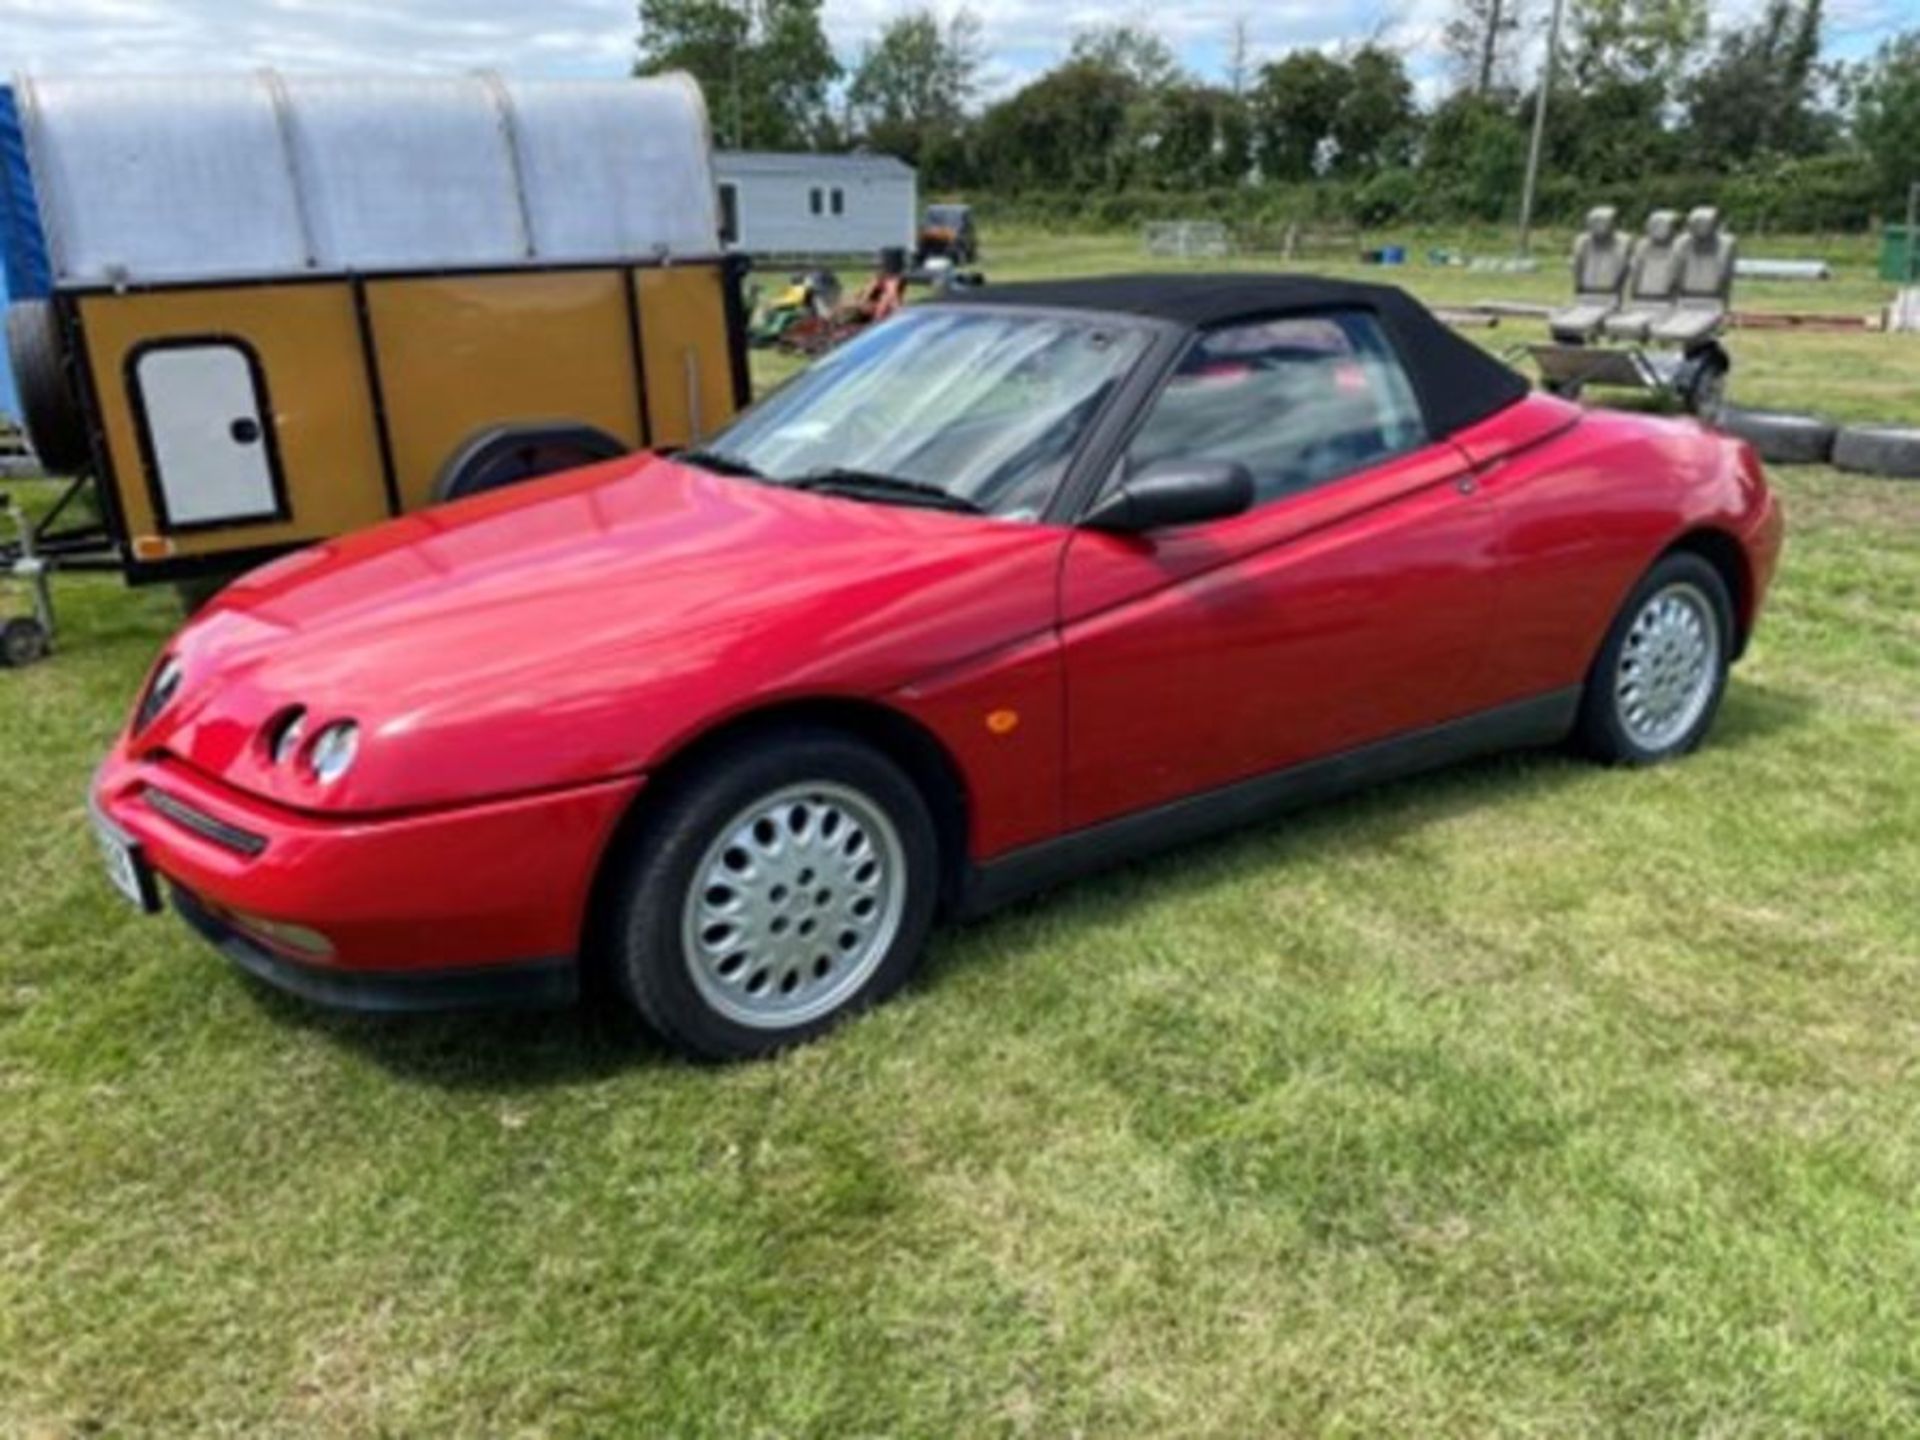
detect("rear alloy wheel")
(1577, 552), (1732, 765)
(605, 727), (939, 1060)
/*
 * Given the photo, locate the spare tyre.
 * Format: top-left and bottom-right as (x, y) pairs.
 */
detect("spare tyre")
(1832, 425), (1920, 480)
(432, 422), (629, 503)
(1714, 407), (1836, 467)
(5, 300), (91, 476)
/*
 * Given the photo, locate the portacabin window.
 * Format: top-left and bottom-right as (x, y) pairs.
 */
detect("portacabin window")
(1123, 311), (1428, 507)
(809, 186), (823, 216)
(830, 187), (845, 216)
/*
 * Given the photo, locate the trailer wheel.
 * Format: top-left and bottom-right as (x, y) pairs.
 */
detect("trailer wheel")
(1, 616), (49, 668)
(173, 575), (235, 615)
(433, 423), (629, 503)
(6, 301), (92, 476)
(1715, 407), (1836, 467)
(1832, 425), (1920, 480)
(1676, 344), (1729, 420)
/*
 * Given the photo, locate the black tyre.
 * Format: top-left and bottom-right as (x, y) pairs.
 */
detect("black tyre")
(173, 574), (235, 615)
(6, 300), (91, 476)
(1715, 407), (1835, 466)
(1, 616), (50, 667)
(1831, 425), (1920, 480)
(602, 726), (940, 1061)
(432, 423), (627, 503)
(1575, 552), (1734, 766)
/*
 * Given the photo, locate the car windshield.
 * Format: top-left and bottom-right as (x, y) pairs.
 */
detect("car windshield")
(696, 307), (1150, 520)
(927, 206), (967, 226)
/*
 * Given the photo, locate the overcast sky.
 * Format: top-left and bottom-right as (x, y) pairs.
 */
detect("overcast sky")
(0, 0), (1906, 103)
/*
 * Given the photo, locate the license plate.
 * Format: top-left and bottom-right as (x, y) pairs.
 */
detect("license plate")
(93, 812), (160, 913)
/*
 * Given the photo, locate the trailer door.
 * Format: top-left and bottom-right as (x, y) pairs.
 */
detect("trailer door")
(130, 341), (284, 529)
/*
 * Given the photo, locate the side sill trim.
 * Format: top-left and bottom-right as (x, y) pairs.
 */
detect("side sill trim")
(173, 889), (578, 1013)
(959, 687), (1581, 918)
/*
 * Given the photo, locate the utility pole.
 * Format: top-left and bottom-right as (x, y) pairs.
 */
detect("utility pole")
(1227, 16), (1251, 98)
(1517, 0), (1566, 256)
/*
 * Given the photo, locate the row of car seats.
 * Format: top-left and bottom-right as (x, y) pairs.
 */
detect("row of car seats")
(1549, 206), (1738, 346)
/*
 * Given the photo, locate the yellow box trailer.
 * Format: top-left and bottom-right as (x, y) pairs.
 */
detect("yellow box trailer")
(0, 71), (748, 594)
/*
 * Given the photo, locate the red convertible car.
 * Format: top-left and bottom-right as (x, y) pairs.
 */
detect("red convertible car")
(92, 276), (1783, 1059)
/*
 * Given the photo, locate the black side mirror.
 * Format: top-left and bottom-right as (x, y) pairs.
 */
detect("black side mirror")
(1082, 459), (1254, 534)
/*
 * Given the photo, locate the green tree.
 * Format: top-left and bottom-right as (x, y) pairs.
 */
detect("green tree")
(1565, 0), (1707, 95)
(1856, 32), (1920, 212)
(1068, 25), (1181, 93)
(1422, 91), (1528, 219)
(635, 0), (840, 150)
(1251, 51), (1352, 182)
(1444, 0), (1529, 96)
(1144, 84), (1253, 190)
(975, 25), (1185, 193)
(1685, 0), (1830, 166)
(846, 8), (983, 169)
(976, 58), (1140, 192)
(1536, 0), (1705, 186)
(1331, 45), (1418, 176)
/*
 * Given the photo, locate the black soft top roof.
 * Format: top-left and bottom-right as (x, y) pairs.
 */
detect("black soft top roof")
(941, 273), (1531, 439)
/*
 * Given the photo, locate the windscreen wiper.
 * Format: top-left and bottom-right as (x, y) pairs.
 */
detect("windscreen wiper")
(676, 448), (765, 479)
(788, 467), (985, 515)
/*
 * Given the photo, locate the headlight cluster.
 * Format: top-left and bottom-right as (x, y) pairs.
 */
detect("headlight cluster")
(262, 706), (360, 785)
(135, 655), (184, 732)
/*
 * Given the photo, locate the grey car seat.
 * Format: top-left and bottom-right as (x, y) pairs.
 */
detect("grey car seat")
(1649, 207), (1736, 346)
(1601, 211), (1682, 341)
(1549, 207), (1630, 342)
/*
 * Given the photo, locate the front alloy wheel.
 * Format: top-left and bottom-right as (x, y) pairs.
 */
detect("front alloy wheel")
(682, 781), (907, 1030)
(604, 726), (939, 1061)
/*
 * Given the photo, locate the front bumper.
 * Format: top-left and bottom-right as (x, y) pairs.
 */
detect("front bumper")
(93, 746), (644, 1009)
(173, 889), (577, 1011)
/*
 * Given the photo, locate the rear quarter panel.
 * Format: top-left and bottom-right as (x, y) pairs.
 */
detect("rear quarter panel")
(1469, 403), (1777, 703)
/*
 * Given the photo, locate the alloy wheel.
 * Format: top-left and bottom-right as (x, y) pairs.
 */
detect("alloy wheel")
(680, 781), (907, 1029)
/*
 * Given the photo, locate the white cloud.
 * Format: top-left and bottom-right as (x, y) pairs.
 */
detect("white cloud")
(0, 0), (1900, 97)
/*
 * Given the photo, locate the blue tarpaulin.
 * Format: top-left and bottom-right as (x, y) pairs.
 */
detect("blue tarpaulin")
(0, 260), (14, 421)
(0, 81), (52, 420)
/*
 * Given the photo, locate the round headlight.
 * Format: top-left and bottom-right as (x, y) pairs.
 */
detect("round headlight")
(267, 708), (306, 766)
(307, 721), (359, 785)
(136, 656), (184, 732)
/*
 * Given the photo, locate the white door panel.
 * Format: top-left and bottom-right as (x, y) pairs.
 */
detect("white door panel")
(133, 344), (280, 528)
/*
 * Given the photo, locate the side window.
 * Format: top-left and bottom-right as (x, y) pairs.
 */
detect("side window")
(717, 183), (740, 245)
(1123, 311), (1427, 507)
(809, 186), (823, 216)
(830, 187), (845, 216)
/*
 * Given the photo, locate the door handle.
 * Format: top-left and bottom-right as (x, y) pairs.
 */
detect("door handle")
(230, 417), (262, 446)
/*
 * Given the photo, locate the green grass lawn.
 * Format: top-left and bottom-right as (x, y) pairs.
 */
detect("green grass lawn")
(3, 231), (1919, 1435)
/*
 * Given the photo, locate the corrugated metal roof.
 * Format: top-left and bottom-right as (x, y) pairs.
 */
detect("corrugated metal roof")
(12, 71), (721, 285)
(716, 150), (915, 179)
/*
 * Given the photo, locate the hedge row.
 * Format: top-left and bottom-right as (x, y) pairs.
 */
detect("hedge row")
(972, 153), (1889, 236)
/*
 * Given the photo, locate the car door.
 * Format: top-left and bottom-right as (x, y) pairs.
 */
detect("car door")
(1058, 310), (1507, 832)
